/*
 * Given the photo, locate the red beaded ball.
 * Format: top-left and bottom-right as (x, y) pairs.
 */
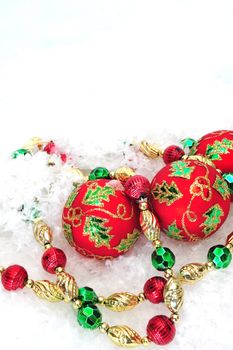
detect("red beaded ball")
(1, 265), (28, 291)
(41, 247), (67, 274)
(143, 276), (167, 304)
(124, 175), (150, 199)
(163, 145), (185, 164)
(147, 315), (176, 345)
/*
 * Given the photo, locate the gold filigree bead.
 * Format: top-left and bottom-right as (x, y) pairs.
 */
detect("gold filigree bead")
(33, 220), (53, 246)
(98, 296), (105, 304)
(72, 299), (82, 310)
(56, 271), (79, 303)
(26, 279), (34, 288)
(140, 141), (163, 159)
(138, 293), (146, 303)
(104, 292), (139, 312)
(141, 336), (151, 346)
(107, 325), (142, 347)
(178, 263), (208, 284)
(170, 313), (180, 323)
(99, 322), (110, 333)
(164, 269), (174, 279)
(164, 277), (184, 314)
(206, 261), (215, 271)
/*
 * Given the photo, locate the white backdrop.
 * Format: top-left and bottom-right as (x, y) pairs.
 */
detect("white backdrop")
(0, 1), (233, 350)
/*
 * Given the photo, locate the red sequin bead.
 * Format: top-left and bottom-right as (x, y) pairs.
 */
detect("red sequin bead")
(124, 175), (150, 200)
(147, 315), (176, 345)
(41, 247), (67, 274)
(143, 276), (167, 304)
(1, 265), (28, 291)
(163, 145), (185, 164)
(43, 141), (56, 154)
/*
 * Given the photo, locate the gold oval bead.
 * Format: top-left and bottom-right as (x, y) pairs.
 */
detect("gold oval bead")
(33, 220), (53, 246)
(107, 325), (142, 347)
(32, 280), (64, 302)
(113, 167), (135, 182)
(140, 141), (163, 159)
(104, 292), (139, 312)
(178, 263), (208, 284)
(164, 277), (184, 314)
(56, 272), (78, 303)
(140, 210), (160, 242)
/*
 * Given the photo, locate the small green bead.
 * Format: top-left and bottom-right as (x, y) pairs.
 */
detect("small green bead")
(12, 148), (30, 159)
(89, 167), (110, 180)
(180, 138), (196, 149)
(78, 286), (99, 304)
(207, 245), (232, 269)
(151, 246), (175, 271)
(222, 173), (233, 194)
(77, 303), (102, 330)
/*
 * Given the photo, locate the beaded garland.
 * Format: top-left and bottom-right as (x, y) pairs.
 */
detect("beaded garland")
(0, 136), (233, 348)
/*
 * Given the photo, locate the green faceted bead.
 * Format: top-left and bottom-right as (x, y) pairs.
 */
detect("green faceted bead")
(151, 246), (175, 271)
(78, 286), (99, 304)
(180, 138), (196, 149)
(207, 245), (232, 269)
(89, 167), (110, 180)
(77, 303), (102, 330)
(12, 148), (30, 159)
(222, 173), (233, 194)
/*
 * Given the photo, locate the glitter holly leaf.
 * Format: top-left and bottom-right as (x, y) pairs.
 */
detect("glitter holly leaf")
(152, 180), (183, 206)
(206, 138), (233, 161)
(83, 185), (115, 207)
(84, 216), (112, 248)
(170, 161), (195, 179)
(114, 230), (140, 252)
(213, 175), (230, 200)
(164, 221), (183, 240)
(202, 204), (224, 235)
(63, 222), (75, 247)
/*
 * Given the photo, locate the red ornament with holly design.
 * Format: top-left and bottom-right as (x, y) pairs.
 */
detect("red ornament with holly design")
(62, 179), (140, 259)
(150, 159), (230, 242)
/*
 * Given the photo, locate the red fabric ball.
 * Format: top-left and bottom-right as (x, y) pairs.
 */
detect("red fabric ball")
(62, 179), (140, 259)
(163, 145), (185, 164)
(150, 159), (230, 241)
(190, 130), (233, 173)
(147, 315), (176, 345)
(1, 265), (28, 291)
(143, 276), (167, 304)
(41, 247), (67, 274)
(124, 175), (150, 199)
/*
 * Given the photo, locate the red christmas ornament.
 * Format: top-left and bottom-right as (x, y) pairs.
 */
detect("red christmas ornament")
(146, 315), (176, 345)
(1, 265), (28, 291)
(150, 159), (230, 241)
(124, 175), (150, 199)
(42, 247), (67, 274)
(163, 145), (185, 164)
(143, 276), (167, 304)
(189, 130), (233, 173)
(62, 179), (140, 259)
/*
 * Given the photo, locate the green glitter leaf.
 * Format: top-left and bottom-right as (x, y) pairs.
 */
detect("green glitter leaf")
(152, 180), (183, 206)
(164, 221), (183, 240)
(114, 230), (140, 252)
(206, 138), (233, 161)
(169, 161), (194, 179)
(83, 185), (115, 207)
(84, 216), (112, 248)
(202, 204), (224, 235)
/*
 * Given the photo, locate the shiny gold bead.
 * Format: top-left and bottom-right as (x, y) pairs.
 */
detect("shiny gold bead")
(138, 201), (148, 211)
(152, 239), (162, 248)
(55, 267), (64, 274)
(138, 292), (146, 303)
(99, 322), (110, 333)
(164, 269), (174, 279)
(170, 313), (180, 322)
(44, 243), (52, 250)
(98, 296), (105, 304)
(206, 261), (214, 271)
(141, 336), (151, 346)
(140, 141), (163, 159)
(113, 167), (135, 182)
(72, 299), (82, 310)
(26, 279), (34, 288)
(226, 243), (233, 252)
(0, 266), (5, 276)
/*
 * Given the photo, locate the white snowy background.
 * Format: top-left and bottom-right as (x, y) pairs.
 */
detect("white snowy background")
(0, 1), (233, 350)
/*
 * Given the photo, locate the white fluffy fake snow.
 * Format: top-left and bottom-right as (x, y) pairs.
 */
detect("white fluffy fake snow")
(0, 136), (233, 350)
